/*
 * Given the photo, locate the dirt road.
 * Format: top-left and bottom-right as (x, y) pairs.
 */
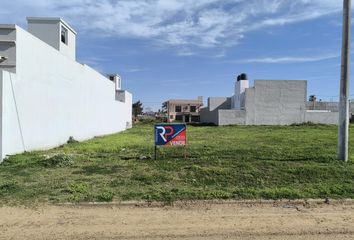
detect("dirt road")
(1, 200), (354, 240)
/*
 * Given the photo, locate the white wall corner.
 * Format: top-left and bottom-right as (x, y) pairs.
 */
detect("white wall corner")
(0, 22), (133, 158)
(0, 70), (3, 162)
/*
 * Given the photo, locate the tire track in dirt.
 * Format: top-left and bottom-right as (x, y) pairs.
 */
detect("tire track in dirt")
(0, 200), (354, 240)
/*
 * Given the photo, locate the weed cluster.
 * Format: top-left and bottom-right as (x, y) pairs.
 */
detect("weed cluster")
(43, 154), (74, 168)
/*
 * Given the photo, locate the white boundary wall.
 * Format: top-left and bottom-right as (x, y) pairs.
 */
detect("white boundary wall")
(0, 26), (132, 161)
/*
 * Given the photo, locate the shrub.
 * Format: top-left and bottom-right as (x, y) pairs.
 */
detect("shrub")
(67, 136), (79, 144)
(0, 180), (19, 195)
(43, 154), (74, 168)
(97, 190), (114, 202)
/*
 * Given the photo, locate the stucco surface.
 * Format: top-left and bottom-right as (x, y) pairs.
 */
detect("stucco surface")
(218, 109), (246, 125)
(249, 80), (307, 125)
(305, 111), (338, 124)
(208, 97), (231, 111)
(200, 97), (231, 125)
(200, 107), (218, 125)
(0, 26), (132, 161)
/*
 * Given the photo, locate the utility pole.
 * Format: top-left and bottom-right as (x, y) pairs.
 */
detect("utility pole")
(338, 0), (351, 161)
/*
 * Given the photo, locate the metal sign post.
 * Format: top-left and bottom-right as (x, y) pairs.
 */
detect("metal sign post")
(154, 124), (187, 160)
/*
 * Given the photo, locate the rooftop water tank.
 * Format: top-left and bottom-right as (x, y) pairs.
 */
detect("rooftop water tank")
(240, 73), (248, 80)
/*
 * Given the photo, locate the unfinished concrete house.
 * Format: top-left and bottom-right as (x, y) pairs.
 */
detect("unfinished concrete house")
(200, 74), (350, 126)
(162, 97), (203, 123)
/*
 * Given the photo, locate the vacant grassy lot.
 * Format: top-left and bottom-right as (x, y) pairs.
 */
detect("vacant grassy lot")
(1, 123), (354, 205)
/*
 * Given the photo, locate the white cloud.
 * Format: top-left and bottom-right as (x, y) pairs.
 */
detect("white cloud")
(122, 67), (149, 73)
(238, 54), (339, 64)
(0, 0), (346, 52)
(176, 49), (196, 57)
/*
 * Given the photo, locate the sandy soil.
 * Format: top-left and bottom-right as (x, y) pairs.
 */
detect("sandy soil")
(1, 200), (354, 240)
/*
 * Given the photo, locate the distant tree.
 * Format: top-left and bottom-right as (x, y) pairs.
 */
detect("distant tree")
(132, 101), (143, 117)
(161, 102), (168, 113)
(309, 95), (317, 110)
(309, 95), (317, 102)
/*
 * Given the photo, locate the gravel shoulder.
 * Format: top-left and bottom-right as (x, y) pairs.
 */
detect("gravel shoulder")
(1, 200), (354, 240)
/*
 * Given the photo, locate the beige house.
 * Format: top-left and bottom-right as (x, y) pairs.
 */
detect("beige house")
(163, 97), (203, 123)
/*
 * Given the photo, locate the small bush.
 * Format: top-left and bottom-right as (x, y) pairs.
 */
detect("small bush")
(65, 183), (91, 202)
(67, 136), (79, 144)
(290, 122), (326, 127)
(43, 154), (74, 168)
(140, 118), (155, 124)
(67, 183), (88, 194)
(97, 190), (114, 202)
(0, 180), (19, 195)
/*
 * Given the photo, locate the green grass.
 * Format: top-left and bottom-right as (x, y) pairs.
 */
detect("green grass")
(1, 123), (354, 205)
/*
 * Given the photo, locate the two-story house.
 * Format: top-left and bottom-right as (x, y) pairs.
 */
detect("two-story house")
(163, 97), (203, 123)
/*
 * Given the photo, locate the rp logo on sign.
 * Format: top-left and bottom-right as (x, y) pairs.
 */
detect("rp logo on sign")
(156, 126), (174, 142)
(155, 124), (186, 146)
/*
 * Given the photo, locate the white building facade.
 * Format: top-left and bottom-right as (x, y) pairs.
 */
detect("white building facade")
(0, 18), (132, 162)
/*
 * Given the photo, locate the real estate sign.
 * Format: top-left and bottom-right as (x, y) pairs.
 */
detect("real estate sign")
(154, 124), (187, 146)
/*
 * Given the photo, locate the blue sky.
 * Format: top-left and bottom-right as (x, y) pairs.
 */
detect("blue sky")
(1, 0), (352, 110)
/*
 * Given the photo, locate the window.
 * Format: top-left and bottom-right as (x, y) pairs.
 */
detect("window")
(175, 106), (181, 112)
(175, 115), (183, 121)
(170, 115), (174, 119)
(61, 26), (68, 44)
(190, 106), (197, 112)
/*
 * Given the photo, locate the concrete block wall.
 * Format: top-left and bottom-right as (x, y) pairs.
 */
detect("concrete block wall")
(306, 102), (339, 111)
(218, 109), (246, 125)
(244, 87), (256, 125)
(208, 97), (231, 111)
(305, 111), (338, 124)
(0, 25), (132, 161)
(200, 107), (218, 125)
(200, 97), (231, 125)
(306, 101), (354, 112)
(246, 80), (307, 125)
